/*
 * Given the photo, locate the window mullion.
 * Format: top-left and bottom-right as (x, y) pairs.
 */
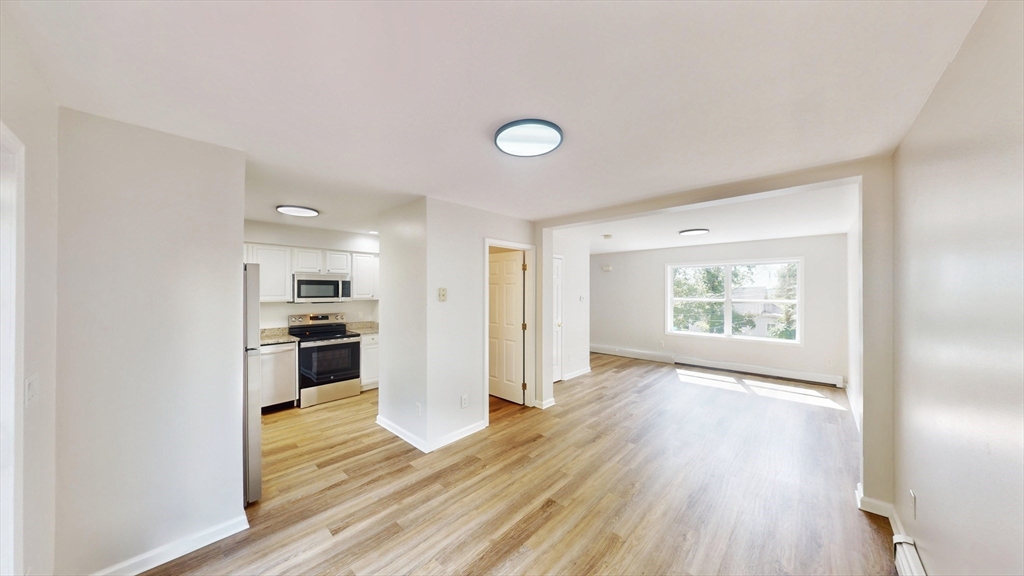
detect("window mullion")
(724, 264), (732, 336)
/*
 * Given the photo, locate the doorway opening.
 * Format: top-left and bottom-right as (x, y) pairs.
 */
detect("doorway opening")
(1, 121), (25, 576)
(552, 254), (564, 383)
(484, 239), (536, 414)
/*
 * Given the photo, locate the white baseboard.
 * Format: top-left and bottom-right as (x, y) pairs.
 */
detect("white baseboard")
(590, 344), (844, 386)
(430, 420), (487, 452)
(376, 415), (432, 453)
(360, 381), (378, 391)
(590, 345), (674, 364)
(92, 514), (249, 576)
(539, 398), (556, 409)
(376, 415), (486, 453)
(561, 367), (591, 381)
(856, 482), (905, 536)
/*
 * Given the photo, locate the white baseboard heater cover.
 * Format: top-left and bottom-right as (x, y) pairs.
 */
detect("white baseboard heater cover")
(894, 535), (926, 576)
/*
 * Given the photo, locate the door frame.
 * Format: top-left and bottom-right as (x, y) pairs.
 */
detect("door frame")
(552, 254), (564, 382)
(483, 238), (537, 422)
(1, 121), (26, 576)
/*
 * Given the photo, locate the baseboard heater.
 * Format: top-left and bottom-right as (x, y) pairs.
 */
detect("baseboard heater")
(893, 535), (926, 575)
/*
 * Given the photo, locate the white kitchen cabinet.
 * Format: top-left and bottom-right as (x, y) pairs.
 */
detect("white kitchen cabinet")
(360, 333), (379, 389)
(325, 251), (351, 274)
(292, 248), (322, 273)
(352, 253), (379, 299)
(260, 342), (298, 407)
(249, 244), (292, 302)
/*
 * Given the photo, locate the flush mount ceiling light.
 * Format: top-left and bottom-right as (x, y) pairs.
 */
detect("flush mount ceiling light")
(276, 205), (319, 217)
(368, 231), (379, 235)
(679, 228), (710, 236)
(495, 119), (563, 157)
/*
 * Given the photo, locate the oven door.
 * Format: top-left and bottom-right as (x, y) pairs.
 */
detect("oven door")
(293, 274), (346, 303)
(298, 338), (361, 389)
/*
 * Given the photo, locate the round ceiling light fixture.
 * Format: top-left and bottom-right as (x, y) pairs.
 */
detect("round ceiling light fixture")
(679, 228), (710, 236)
(276, 205), (319, 217)
(495, 119), (563, 157)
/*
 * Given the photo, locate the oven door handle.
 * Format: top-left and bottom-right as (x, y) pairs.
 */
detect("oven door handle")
(300, 337), (361, 348)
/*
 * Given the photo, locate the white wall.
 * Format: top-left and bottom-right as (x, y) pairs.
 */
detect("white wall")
(377, 198), (429, 442)
(244, 219), (379, 253)
(0, 7), (58, 575)
(552, 233), (590, 379)
(892, 2), (1023, 573)
(425, 198), (534, 442)
(55, 110), (247, 574)
(590, 235), (848, 382)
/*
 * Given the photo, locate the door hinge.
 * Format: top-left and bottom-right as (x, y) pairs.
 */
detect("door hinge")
(522, 323), (527, 331)
(522, 263), (527, 271)
(522, 382), (527, 391)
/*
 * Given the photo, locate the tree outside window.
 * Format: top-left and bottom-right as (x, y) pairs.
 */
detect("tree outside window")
(668, 261), (799, 341)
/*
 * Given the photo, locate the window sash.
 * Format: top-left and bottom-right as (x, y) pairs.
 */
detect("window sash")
(667, 261), (799, 341)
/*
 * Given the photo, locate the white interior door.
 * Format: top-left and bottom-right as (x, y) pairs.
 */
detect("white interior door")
(488, 251), (524, 404)
(553, 256), (564, 382)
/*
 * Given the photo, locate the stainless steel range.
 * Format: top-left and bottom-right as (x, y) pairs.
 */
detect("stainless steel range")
(288, 314), (361, 407)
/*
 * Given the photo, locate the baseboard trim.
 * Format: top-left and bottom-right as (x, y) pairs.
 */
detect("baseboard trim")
(856, 483), (905, 536)
(591, 345), (674, 364)
(539, 398), (556, 409)
(561, 367), (591, 381)
(590, 345), (844, 386)
(376, 415), (432, 453)
(430, 420), (487, 452)
(92, 514), (249, 576)
(360, 381), (379, 391)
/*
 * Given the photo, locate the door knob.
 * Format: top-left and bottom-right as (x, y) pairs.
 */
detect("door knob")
(558, 322), (562, 327)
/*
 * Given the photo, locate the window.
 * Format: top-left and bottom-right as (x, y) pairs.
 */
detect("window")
(667, 260), (799, 342)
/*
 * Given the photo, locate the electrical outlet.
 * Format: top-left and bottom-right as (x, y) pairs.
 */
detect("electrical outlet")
(24, 373), (39, 406)
(416, 402), (422, 417)
(460, 394), (468, 409)
(827, 359), (834, 367)
(659, 340), (665, 348)
(910, 489), (916, 519)
(438, 287), (447, 302)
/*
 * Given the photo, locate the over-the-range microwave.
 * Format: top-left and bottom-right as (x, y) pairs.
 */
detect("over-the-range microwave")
(292, 273), (351, 303)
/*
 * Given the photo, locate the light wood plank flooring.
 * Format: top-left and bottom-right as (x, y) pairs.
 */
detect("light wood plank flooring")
(147, 353), (894, 575)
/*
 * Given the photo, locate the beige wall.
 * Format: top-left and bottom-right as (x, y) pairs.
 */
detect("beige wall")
(55, 110), (247, 574)
(589, 234), (849, 383)
(0, 7), (58, 575)
(892, 1), (1024, 573)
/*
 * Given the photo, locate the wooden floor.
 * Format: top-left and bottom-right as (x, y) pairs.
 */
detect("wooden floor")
(147, 353), (894, 575)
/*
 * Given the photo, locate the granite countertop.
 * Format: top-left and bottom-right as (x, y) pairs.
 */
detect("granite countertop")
(260, 328), (300, 345)
(347, 321), (379, 335)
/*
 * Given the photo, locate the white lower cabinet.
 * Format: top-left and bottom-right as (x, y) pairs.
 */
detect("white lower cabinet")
(260, 342), (298, 407)
(361, 333), (379, 389)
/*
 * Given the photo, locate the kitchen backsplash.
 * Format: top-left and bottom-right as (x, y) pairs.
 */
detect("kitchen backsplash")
(259, 300), (379, 328)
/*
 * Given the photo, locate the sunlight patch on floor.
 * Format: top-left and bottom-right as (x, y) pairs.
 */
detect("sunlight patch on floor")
(676, 369), (846, 410)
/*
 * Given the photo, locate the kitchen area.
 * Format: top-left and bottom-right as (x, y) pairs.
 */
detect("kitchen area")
(241, 220), (381, 505)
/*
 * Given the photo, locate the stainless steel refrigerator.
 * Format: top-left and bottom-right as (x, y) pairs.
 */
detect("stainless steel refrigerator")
(243, 263), (262, 504)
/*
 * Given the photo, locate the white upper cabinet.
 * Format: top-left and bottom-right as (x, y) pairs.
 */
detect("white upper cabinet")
(292, 248), (322, 273)
(352, 253), (379, 299)
(249, 244), (292, 302)
(325, 251), (351, 275)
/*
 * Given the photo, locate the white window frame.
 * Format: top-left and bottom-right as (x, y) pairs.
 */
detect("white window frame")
(664, 257), (803, 345)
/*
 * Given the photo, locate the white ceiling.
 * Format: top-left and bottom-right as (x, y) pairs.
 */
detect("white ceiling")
(8, 1), (982, 229)
(558, 182), (859, 255)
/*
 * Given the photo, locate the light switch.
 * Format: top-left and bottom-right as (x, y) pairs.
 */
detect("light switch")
(438, 287), (447, 302)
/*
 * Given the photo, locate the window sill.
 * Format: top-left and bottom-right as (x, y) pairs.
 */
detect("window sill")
(665, 330), (802, 346)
